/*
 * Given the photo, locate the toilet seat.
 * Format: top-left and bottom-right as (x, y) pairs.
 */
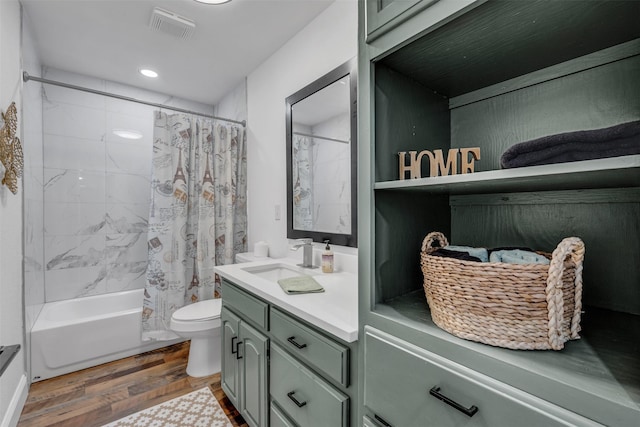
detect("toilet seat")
(170, 299), (222, 333)
(173, 299), (221, 321)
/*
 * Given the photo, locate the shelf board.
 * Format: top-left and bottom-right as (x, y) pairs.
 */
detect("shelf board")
(374, 155), (640, 194)
(375, 291), (640, 424)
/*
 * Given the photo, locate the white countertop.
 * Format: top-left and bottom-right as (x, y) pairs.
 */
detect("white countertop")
(214, 255), (358, 343)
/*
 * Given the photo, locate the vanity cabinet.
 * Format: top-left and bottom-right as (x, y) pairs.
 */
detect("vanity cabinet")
(221, 282), (269, 427)
(220, 278), (358, 426)
(358, 1), (640, 426)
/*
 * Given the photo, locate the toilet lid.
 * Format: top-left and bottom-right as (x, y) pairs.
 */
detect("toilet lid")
(173, 299), (222, 321)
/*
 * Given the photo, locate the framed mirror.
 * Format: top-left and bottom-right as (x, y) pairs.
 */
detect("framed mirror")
(286, 59), (357, 247)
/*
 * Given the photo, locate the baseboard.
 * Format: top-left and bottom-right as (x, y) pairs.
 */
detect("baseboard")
(1, 373), (28, 427)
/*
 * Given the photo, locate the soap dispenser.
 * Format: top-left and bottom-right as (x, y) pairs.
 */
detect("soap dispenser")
(322, 240), (334, 273)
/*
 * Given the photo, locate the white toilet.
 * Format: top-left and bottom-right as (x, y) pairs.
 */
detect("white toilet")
(170, 298), (222, 377)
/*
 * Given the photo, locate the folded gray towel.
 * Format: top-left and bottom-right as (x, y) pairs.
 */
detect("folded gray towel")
(489, 249), (550, 265)
(500, 120), (640, 168)
(277, 276), (324, 295)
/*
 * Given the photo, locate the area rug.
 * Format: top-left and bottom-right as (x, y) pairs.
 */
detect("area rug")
(103, 387), (233, 427)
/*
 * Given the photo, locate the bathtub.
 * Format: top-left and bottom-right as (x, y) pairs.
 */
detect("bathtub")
(31, 289), (182, 382)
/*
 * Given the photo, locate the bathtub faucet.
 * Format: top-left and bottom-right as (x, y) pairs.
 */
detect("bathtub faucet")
(291, 238), (314, 268)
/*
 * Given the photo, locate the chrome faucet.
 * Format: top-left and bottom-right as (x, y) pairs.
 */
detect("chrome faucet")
(291, 238), (315, 268)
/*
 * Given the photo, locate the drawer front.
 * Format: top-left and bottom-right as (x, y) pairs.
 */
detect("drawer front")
(270, 308), (349, 386)
(270, 401), (296, 427)
(270, 344), (348, 427)
(222, 279), (269, 330)
(364, 327), (602, 427)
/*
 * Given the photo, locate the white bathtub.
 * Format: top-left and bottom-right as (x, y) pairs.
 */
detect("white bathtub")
(31, 289), (182, 382)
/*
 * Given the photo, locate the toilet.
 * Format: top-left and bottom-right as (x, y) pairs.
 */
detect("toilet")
(170, 298), (222, 377)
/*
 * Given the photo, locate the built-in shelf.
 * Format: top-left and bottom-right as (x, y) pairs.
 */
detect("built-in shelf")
(374, 155), (640, 194)
(374, 290), (640, 425)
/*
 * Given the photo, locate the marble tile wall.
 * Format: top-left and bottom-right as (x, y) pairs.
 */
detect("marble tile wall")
(40, 68), (214, 302)
(310, 113), (351, 234)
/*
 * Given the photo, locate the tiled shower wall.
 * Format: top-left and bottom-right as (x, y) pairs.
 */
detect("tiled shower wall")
(36, 68), (215, 302)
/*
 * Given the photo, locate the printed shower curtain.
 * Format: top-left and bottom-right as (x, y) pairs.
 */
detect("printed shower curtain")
(142, 111), (247, 341)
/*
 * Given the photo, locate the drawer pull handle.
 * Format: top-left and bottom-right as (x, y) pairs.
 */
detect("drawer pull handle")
(287, 336), (307, 349)
(429, 386), (478, 417)
(236, 341), (243, 359)
(231, 336), (238, 354)
(287, 391), (307, 407)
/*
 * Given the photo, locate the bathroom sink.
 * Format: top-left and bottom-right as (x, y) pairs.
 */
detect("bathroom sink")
(242, 263), (309, 282)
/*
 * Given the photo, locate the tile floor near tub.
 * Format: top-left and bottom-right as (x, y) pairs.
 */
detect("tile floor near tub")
(18, 342), (248, 427)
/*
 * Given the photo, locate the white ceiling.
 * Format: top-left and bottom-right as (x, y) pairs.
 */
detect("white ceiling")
(20, 0), (336, 106)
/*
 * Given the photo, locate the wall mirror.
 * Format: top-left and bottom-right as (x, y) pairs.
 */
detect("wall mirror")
(286, 58), (357, 247)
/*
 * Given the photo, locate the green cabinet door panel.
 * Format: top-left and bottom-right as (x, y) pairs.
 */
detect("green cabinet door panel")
(221, 307), (241, 408)
(239, 321), (269, 427)
(363, 327), (602, 427)
(270, 344), (348, 427)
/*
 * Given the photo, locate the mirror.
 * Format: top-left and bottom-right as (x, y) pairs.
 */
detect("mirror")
(286, 59), (357, 247)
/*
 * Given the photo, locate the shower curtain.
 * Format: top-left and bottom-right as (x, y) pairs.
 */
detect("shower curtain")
(142, 111), (247, 341)
(292, 134), (314, 230)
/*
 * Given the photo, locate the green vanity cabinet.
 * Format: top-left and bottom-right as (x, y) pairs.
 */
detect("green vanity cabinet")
(358, 0), (640, 426)
(220, 278), (359, 426)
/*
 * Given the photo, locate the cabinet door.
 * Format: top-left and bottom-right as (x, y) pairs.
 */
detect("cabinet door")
(238, 321), (269, 427)
(221, 307), (241, 408)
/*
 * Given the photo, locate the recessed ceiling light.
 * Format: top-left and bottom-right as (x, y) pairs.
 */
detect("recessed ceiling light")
(194, 0), (232, 4)
(139, 68), (158, 78)
(113, 129), (143, 140)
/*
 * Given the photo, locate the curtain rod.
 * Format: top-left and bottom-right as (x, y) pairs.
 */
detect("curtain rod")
(293, 131), (349, 144)
(22, 72), (246, 127)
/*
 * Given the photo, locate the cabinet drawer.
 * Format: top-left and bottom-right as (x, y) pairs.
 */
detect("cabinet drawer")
(364, 327), (602, 427)
(221, 280), (269, 330)
(270, 344), (349, 427)
(270, 401), (296, 427)
(270, 307), (349, 386)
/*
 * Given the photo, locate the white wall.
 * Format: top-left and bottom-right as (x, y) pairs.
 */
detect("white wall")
(0, 1), (28, 425)
(246, 0), (357, 258)
(21, 3), (44, 385)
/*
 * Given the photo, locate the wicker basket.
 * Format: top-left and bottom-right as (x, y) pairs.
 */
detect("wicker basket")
(420, 232), (585, 350)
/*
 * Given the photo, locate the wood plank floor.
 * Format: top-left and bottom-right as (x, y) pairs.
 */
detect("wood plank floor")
(17, 342), (248, 427)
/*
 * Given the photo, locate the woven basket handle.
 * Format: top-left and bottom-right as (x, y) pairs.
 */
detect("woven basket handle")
(545, 237), (585, 350)
(421, 232), (449, 255)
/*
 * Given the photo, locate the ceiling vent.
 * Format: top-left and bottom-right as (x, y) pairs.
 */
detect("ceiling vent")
(149, 7), (195, 40)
